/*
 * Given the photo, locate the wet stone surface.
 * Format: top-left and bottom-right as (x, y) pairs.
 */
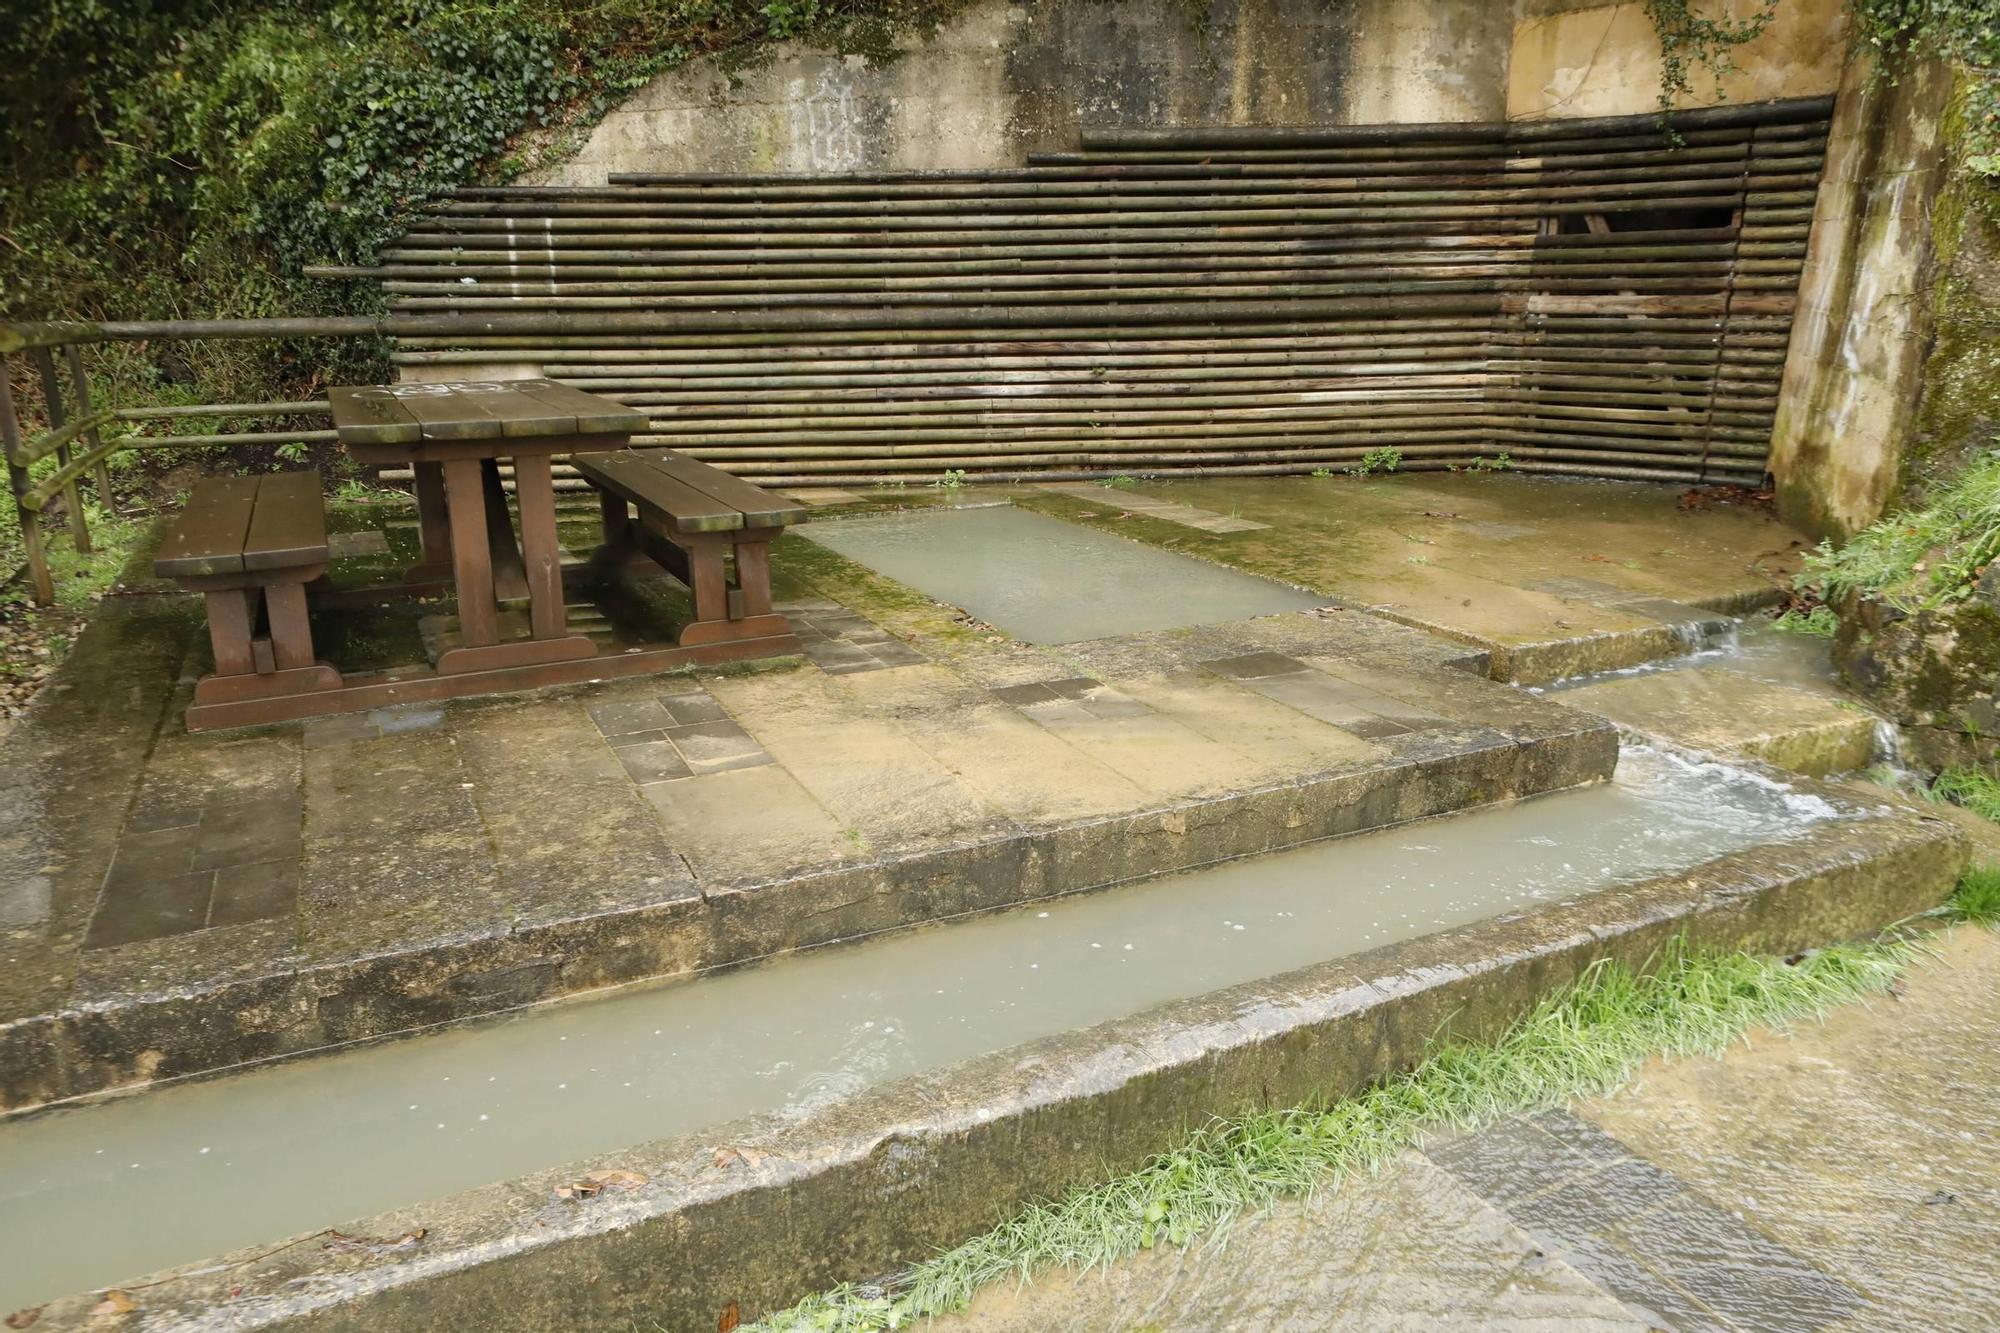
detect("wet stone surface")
(0, 512), (1624, 1109)
(930, 929), (2000, 1333)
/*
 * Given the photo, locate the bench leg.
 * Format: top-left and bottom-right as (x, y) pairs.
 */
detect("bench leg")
(264, 580), (316, 672)
(687, 536), (730, 626)
(675, 532), (791, 648)
(599, 489), (632, 548)
(186, 575), (342, 723)
(733, 535), (775, 618)
(205, 589), (258, 678)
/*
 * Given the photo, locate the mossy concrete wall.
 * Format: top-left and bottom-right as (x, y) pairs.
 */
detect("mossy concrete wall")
(1769, 53), (1956, 540)
(1905, 86), (2000, 501)
(1507, 0), (1845, 119)
(533, 0), (1855, 181)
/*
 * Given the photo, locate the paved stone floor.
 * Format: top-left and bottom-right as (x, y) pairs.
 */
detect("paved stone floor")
(935, 925), (2000, 1332)
(0, 474), (1819, 1108)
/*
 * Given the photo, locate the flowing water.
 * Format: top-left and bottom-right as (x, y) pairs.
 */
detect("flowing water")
(799, 504), (1326, 643)
(0, 747), (1849, 1311)
(1537, 620), (1847, 697)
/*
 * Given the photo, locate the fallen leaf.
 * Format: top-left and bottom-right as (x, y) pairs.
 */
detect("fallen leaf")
(712, 1145), (771, 1171)
(89, 1291), (137, 1317)
(718, 1301), (741, 1332)
(6, 1307), (42, 1329)
(554, 1168), (648, 1200)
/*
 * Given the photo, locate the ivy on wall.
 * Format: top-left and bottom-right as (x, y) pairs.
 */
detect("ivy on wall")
(1644, 0), (1784, 112)
(1851, 0), (2000, 174)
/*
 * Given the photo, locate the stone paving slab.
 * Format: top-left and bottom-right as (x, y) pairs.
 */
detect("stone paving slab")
(0, 562), (1616, 1110)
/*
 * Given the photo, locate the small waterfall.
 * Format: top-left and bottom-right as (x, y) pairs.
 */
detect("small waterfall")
(1871, 717), (1907, 772)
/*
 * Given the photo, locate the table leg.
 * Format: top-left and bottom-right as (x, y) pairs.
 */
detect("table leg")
(409, 462), (454, 581)
(480, 459), (531, 602)
(513, 454), (570, 642)
(442, 457), (499, 650)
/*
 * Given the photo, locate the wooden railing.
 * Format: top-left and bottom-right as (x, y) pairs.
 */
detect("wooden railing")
(0, 318), (399, 604)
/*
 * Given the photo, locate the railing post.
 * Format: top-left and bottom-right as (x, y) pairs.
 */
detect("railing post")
(63, 345), (115, 505)
(31, 346), (90, 554)
(0, 356), (55, 605)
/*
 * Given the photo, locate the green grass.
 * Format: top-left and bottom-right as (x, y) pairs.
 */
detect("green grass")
(1945, 865), (2000, 927)
(1930, 766), (2000, 823)
(1771, 605), (1839, 638)
(1798, 447), (2000, 611)
(44, 511), (149, 611)
(748, 931), (1946, 1333)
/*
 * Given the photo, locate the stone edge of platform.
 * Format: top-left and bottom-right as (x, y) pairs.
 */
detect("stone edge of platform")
(0, 712), (1618, 1114)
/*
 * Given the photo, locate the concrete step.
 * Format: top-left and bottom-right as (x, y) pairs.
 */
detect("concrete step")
(1555, 667), (1880, 777)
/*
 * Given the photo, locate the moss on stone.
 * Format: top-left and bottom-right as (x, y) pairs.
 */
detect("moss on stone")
(1909, 78), (2000, 497)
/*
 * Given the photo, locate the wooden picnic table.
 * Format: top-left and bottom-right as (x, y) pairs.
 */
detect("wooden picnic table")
(328, 378), (648, 675)
(158, 378), (801, 731)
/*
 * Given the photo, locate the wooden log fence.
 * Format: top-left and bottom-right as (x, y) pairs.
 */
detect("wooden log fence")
(0, 96), (1831, 603)
(340, 95), (1829, 491)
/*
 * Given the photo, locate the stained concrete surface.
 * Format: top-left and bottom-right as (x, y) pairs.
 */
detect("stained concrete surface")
(528, 0), (1513, 183)
(1007, 473), (1805, 683)
(929, 926), (2000, 1333)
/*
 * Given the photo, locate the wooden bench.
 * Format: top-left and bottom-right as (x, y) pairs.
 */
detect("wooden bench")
(155, 471), (342, 719)
(574, 449), (807, 646)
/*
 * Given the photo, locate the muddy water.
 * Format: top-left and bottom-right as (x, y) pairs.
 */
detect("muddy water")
(0, 748), (1848, 1311)
(799, 504), (1326, 643)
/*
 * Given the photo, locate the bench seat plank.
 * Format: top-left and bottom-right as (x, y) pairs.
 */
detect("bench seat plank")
(642, 451), (808, 530)
(155, 476), (262, 578)
(243, 471), (331, 572)
(157, 472), (328, 579)
(575, 450), (742, 533)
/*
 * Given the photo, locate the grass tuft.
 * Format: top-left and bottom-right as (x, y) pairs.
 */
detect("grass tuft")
(1943, 865), (2000, 927)
(1771, 604), (1839, 638)
(748, 938), (1918, 1333)
(1930, 766), (2000, 823)
(1797, 447), (2000, 611)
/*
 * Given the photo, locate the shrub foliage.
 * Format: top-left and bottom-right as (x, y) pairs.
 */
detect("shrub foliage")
(0, 0), (960, 395)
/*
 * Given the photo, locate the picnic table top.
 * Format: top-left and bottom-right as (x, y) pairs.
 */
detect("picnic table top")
(328, 379), (649, 448)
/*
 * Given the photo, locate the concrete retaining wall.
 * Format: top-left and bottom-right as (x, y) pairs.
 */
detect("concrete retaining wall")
(528, 0), (1518, 184)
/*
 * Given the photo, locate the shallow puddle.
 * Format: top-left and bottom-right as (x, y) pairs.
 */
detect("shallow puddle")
(0, 748), (1849, 1311)
(799, 504), (1326, 642)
